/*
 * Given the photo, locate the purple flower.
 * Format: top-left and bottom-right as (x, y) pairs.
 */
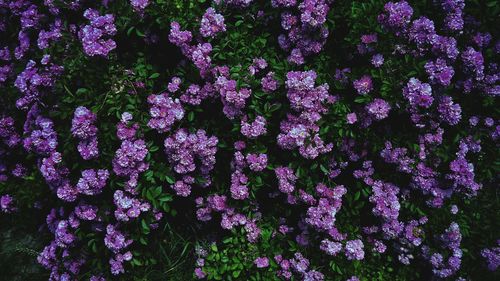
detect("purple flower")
(379, 1), (414, 31)
(481, 241), (500, 271)
(272, 0), (297, 7)
(76, 169), (109, 195)
(14, 56), (63, 110)
(0, 117), (21, 147)
(249, 58), (268, 75)
(104, 224), (132, 253)
(346, 113), (357, 124)
(345, 239), (365, 260)
(168, 22), (192, 47)
(461, 47), (484, 80)
(408, 17), (436, 50)
(75, 204), (98, 221)
(72, 106), (99, 159)
(241, 116), (267, 138)
(230, 170), (249, 200)
(320, 239), (342, 256)
(438, 96), (462, 125)
(147, 93), (184, 133)
(353, 75), (373, 95)
(38, 19), (63, 49)
(366, 98), (391, 120)
(371, 54), (384, 67)
(403, 78), (434, 108)
(130, 0), (150, 13)
(194, 267), (207, 279)
(254, 257), (269, 268)
(246, 153), (268, 172)
(226, 0), (254, 7)
(261, 72), (278, 92)
(275, 166), (297, 193)
(0, 195), (16, 213)
(168, 77), (182, 93)
(425, 59), (455, 86)
(78, 9), (117, 57)
(200, 8), (226, 38)
(215, 76), (251, 119)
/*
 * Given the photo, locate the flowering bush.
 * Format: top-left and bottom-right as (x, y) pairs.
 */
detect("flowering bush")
(0, 0), (499, 280)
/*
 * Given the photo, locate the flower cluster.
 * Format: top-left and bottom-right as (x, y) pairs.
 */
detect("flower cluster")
(0, 0), (498, 280)
(481, 240), (500, 271)
(14, 55), (63, 110)
(130, 0), (150, 14)
(241, 115), (267, 139)
(76, 169), (110, 196)
(71, 106), (99, 160)
(164, 128), (218, 197)
(112, 113), (149, 194)
(200, 8), (226, 38)
(275, 253), (325, 280)
(423, 222), (463, 278)
(277, 71), (333, 159)
(0, 194), (16, 213)
(274, 0), (332, 64)
(147, 92), (184, 133)
(215, 75), (252, 119)
(78, 9), (117, 57)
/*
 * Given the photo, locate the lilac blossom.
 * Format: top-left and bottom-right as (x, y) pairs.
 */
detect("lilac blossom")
(79, 9), (117, 57)
(425, 58), (455, 86)
(261, 72), (278, 92)
(241, 116), (267, 138)
(402, 78), (434, 108)
(481, 240), (500, 271)
(254, 257), (269, 268)
(275, 167), (297, 194)
(353, 75), (373, 95)
(76, 169), (110, 195)
(345, 239), (365, 260)
(0, 195), (16, 213)
(200, 8), (226, 38)
(147, 92), (184, 133)
(366, 98), (391, 120)
(71, 106), (99, 160)
(130, 0), (149, 13)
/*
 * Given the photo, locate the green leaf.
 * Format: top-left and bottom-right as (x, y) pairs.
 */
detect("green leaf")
(149, 73), (160, 79)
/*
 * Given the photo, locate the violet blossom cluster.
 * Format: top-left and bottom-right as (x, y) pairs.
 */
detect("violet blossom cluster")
(305, 184), (347, 246)
(78, 8), (117, 57)
(422, 222), (463, 278)
(0, 194), (16, 213)
(76, 169), (110, 196)
(274, 0), (332, 65)
(275, 252), (325, 280)
(14, 55), (63, 110)
(147, 92), (184, 133)
(200, 8), (226, 38)
(195, 194), (261, 243)
(229, 141), (268, 200)
(169, 22), (214, 77)
(0, 116), (21, 148)
(241, 115), (267, 139)
(215, 75), (252, 119)
(37, 19), (63, 49)
(71, 106), (99, 160)
(112, 113), (149, 194)
(105, 224), (133, 275)
(164, 128), (218, 197)
(481, 240), (500, 271)
(277, 70), (333, 159)
(130, 0), (150, 14)
(439, 0), (464, 32)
